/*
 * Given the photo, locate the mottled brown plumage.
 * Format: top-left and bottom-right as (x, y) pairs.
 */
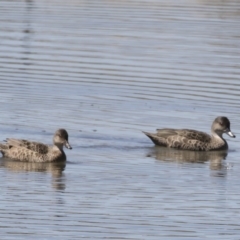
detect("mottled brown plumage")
(143, 116), (235, 151)
(0, 129), (72, 162)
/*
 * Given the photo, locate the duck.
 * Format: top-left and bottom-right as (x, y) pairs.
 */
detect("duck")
(143, 116), (235, 151)
(0, 129), (72, 162)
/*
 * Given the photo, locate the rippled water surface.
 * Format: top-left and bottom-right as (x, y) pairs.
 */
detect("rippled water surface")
(1, 0), (240, 239)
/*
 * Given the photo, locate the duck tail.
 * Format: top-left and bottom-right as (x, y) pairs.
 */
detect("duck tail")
(142, 131), (162, 146)
(0, 143), (8, 155)
(0, 143), (8, 149)
(5, 138), (22, 147)
(143, 131), (167, 146)
(142, 131), (153, 138)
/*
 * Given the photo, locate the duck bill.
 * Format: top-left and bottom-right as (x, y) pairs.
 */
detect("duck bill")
(65, 141), (72, 149)
(226, 129), (236, 138)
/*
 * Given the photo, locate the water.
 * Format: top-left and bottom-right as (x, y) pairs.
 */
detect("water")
(0, 0), (240, 239)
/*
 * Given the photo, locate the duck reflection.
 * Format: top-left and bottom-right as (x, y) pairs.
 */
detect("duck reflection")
(147, 147), (228, 171)
(0, 159), (66, 190)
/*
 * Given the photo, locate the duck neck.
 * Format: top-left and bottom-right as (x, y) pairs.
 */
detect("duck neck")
(53, 143), (64, 151)
(211, 130), (221, 137)
(211, 130), (224, 140)
(211, 130), (227, 148)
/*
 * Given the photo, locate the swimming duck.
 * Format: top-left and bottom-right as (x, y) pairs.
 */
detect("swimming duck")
(0, 129), (72, 162)
(143, 116), (235, 151)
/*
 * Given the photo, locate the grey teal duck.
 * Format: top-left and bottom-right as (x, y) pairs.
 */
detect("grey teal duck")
(0, 129), (72, 162)
(143, 116), (235, 151)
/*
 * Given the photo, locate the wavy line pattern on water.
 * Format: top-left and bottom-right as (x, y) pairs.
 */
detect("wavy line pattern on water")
(1, 0), (240, 239)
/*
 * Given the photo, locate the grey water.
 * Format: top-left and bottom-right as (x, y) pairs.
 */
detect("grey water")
(0, 0), (240, 239)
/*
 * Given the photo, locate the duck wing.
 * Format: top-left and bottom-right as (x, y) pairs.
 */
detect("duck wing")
(143, 128), (212, 151)
(5, 138), (50, 154)
(156, 128), (211, 142)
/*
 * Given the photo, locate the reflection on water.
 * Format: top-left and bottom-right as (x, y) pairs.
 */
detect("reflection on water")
(148, 146), (227, 163)
(0, 159), (66, 190)
(147, 146), (228, 172)
(1, 0), (240, 239)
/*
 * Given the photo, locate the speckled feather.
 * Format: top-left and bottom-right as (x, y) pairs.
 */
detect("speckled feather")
(143, 116), (235, 151)
(5, 139), (49, 154)
(156, 129), (211, 142)
(0, 129), (71, 162)
(0, 145), (64, 162)
(143, 131), (222, 151)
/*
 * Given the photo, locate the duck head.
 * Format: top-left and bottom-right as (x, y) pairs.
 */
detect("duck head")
(53, 129), (72, 150)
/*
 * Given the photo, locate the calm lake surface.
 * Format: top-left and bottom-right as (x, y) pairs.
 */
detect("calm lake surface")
(1, 0), (240, 239)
